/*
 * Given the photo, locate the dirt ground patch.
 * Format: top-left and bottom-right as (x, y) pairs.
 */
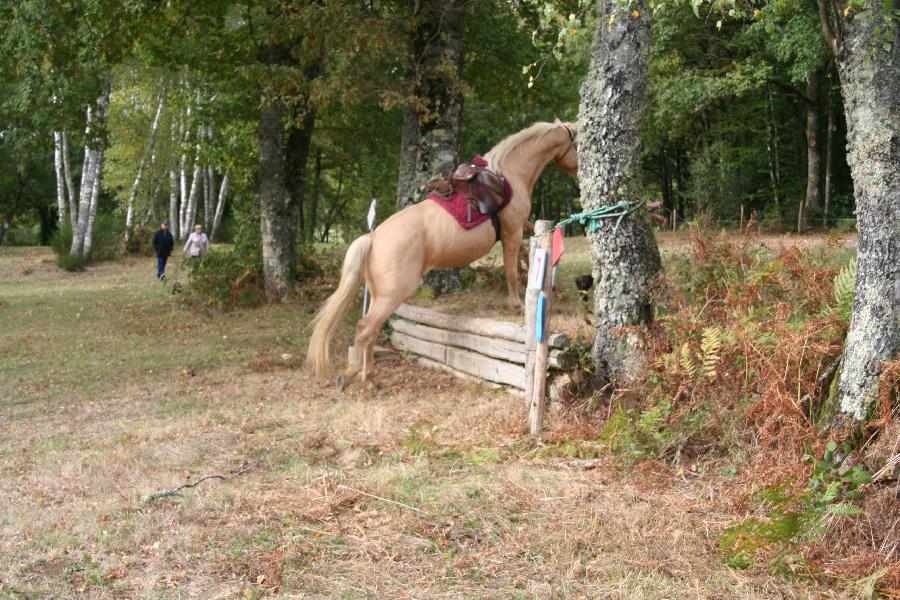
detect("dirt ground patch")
(0, 243), (860, 598)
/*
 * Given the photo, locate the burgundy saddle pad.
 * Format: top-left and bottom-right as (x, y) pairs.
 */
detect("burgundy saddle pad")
(426, 157), (512, 230)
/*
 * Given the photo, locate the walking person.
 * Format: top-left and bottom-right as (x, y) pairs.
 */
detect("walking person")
(152, 220), (175, 280)
(183, 224), (209, 262)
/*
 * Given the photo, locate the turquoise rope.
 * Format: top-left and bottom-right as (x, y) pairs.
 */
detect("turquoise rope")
(553, 200), (639, 233)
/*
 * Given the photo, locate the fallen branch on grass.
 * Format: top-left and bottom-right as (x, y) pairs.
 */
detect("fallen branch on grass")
(336, 484), (431, 515)
(142, 428), (324, 503)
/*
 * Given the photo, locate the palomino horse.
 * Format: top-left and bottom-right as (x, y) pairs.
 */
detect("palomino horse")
(307, 121), (579, 388)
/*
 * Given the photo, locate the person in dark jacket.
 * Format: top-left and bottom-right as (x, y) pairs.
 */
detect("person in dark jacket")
(153, 221), (175, 280)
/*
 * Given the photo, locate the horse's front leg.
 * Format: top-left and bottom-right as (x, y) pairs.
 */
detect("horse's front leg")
(501, 228), (525, 310)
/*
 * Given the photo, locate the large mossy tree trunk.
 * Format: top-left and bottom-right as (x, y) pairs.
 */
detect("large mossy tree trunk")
(395, 0), (466, 294)
(258, 41), (295, 303)
(818, 0), (900, 421)
(578, 0), (662, 382)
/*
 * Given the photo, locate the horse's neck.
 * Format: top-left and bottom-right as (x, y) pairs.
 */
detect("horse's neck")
(502, 139), (561, 198)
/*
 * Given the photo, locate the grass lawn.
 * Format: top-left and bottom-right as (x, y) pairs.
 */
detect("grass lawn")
(0, 237), (858, 599)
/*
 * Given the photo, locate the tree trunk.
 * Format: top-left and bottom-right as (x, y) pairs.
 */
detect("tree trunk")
(71, 88), (110, 258)
(0, 166), (30, 245)
(82, 149), (104, 257)
(204, 164), (214, 232)
(71, 107), (96, 256)
(824, 66), (835, 229)
(578, 0), (662, 382)
(320, 165), (346, 243)
(53, 132), (66, 228)
(825, 0), (900, 421)
(125, 91), (166, 242)
(184, 151), (201, 234)
(766, 85), (782, 219)
(168, 166), (179, 239)
(259, 87), (293, 302)
(61, 131), (76, 224)
(396, 106), (421, 210)
(167, 117), (179, 238)
(309, 150), (323, 240)
(211, 172), (229, 242)
(286, 98), (317, 246)
(801, 68), (822, 233)
(178, 108), (192, 239)
(396, 0), (465, 210)
(397, 0), (466, 293)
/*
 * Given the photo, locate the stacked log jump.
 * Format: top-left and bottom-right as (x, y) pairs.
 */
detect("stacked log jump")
(389, 303), (571, 391)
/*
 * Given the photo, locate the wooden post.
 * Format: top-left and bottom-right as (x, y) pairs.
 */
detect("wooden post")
(525, 220), (553, 434)
(740, 204), (745, 233)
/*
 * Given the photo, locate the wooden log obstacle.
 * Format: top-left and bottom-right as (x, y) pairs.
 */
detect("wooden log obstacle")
(386, 221), (565, 434)
(389, 303), (571, 391)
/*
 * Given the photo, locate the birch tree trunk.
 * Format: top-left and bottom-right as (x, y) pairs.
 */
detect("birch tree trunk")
(818, 0), (900, 421)
(71, 107), (96, 256)
(125, 91), (166, 242)
(204, 165), (214, 231)
(53, 132), (67, 228)
(578, 0), (662, 382)
(168, 119), (180, 238)
(184, 157), (201, 234)
(178, 108), (192, 239)
(61, 131), (77, 224)
(168, 166), (179, 239)
(211, 172), (229, 242)
(395, 0), (466, 293)
(71, 88), (111, 258)
(82, 149), (104, 257)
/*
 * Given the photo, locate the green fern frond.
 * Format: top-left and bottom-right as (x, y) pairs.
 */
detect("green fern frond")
(826, 502), (861, 517)
(700, 327), (723, 378)
(679, 343), (696, 376)
(820, 480), (842, 503)
(833, 258), (856, 321)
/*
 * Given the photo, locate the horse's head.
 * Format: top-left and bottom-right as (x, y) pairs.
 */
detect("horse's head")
(554, 122), (579, 180)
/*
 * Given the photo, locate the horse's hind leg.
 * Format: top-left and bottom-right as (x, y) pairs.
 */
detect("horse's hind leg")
(337, 295), (404, 390)
(501, 228), (525, 310)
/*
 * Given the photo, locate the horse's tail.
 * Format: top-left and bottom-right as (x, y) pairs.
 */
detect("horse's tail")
(306, 234), (373, 377)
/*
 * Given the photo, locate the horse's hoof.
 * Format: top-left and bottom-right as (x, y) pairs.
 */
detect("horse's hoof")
(336, 374), (347, 391)
(507, 301), (524, 312)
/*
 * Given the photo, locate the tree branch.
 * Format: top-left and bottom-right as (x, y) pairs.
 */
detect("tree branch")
(141, 428), (325, 503)
(817, 0), (840, 57)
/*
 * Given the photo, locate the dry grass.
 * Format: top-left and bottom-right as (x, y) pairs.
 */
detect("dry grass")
(0, 241), (865, 599)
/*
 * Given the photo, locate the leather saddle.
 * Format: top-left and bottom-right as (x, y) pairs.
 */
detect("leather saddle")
(426, 156), (508, 241)
(450, 161), (506, 217)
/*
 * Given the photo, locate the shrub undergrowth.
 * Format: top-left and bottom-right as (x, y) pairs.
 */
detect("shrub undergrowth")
(563, 227), (896, 588)
(50, 215), (122, 270)
(183, 224), (345, 310)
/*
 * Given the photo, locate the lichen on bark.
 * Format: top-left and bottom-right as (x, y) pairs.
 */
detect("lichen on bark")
(578, 0), (662, 382)
(829, 0), (900, 420)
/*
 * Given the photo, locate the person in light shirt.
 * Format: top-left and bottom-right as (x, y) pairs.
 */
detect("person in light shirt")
(183, 224), (209, 260)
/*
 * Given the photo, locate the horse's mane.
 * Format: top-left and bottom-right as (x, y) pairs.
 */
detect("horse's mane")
(484, 120), (563, 170)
